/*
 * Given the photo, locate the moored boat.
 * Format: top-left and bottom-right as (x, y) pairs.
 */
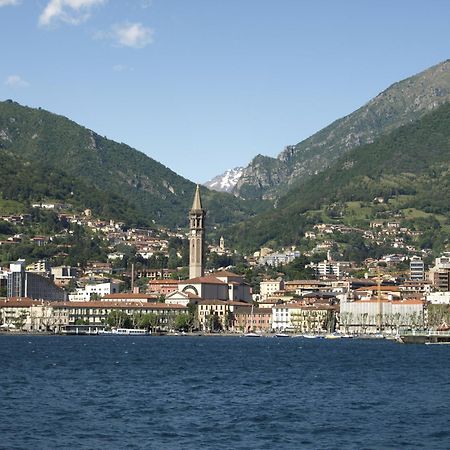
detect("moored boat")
(112, 328), (151, 336)
(243, 332), (262, 338)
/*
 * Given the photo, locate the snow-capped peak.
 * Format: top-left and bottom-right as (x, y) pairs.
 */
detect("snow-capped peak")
(204, 167), (244, 193)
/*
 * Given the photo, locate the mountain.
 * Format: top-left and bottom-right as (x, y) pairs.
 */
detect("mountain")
(204, 167), (244, 193)
(0, 100), (267, 229)
(228, 101), (450, 250)
(232, 60), (450, 200)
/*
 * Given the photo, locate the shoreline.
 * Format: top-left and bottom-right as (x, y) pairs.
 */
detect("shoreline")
(0, 330), (397, 339)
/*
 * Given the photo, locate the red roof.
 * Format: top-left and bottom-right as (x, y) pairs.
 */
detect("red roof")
(213, 270), (241, 277)
(103, 293), (159, 299)
(52, 301), (187, 310)
(184, 276), (226, 285)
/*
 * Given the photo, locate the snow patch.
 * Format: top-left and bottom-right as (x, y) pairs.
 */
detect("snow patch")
(204, 167), (244, 193)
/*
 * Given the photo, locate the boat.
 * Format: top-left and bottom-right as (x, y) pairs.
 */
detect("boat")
(398, 330), (450, 344)
(302, 334), (325, 339)
(325, 333), (342, 339)
(112, 328), (150, 336)
(243, 332), (262, 338)
(274, 333), (290, 338)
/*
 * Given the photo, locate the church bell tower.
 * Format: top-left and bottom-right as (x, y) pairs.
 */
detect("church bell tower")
(189, 185), (206, 279)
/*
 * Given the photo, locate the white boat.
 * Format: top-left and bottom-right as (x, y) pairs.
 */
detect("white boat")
(325, 334), (342, 339)
(243, 332), (262, 338)
(112, 328), (150, 336)
(303, 334), (325, 339)
(274, 333), (290, 338)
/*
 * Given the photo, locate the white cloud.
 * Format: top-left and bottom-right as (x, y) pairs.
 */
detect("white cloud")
(0, 0), (20, 8)
(39, 0), (106, 27)
(0, 0), (20, 6)
(112, 22), (154, 48)
(5, 75), (30, 88)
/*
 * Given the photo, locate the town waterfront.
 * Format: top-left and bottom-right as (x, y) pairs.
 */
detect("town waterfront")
(1, 336), (449, 449)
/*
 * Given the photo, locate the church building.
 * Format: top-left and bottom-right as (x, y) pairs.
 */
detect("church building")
(165, 186), (252, 307)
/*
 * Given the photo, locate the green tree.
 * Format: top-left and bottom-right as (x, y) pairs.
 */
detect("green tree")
(107, 310), (132, 328)
(137, 313), (158, 331)
(174, 313), (192, 332)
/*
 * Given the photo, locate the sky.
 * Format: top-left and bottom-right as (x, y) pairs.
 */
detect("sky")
(0, 0), (449, 183)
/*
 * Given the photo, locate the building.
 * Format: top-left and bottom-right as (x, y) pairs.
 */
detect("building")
(68, 282), (119, 302)
(0, 298), (67, 332)
(0, 298), (188, 332)
(428, 253), (450, 291)
(178, 271), (251, 303)
(259, 250), (301, 267)
(284, 280), (329, 295)
(26, 260), (50, 275)
(410, 256), (425, 281)
(51, 266), (79, 287)
(101, 293), (159, 303)
(234, 307), (272, 333)
(148, 279), (179, 296)
(260, 279), (284, 300)
(196, 299), (252, 331)
(189, 185), (205, 279)
(272, 302), (338, 333)
(165, 290), (200, 307)
(340, 299), (426, 334)
(7, 260), (66, 301)
(309, 260), (351, 279)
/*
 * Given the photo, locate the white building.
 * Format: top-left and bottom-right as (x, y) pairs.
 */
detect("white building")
(310, 260), (350, 279)
(272, 303), (337, 333)
(260, 279), (284, 300)
(68, 282), (119, 302)
(340, 299), (426, 334)
(259, 250), (300, 267)
(426, 291), (450, 304)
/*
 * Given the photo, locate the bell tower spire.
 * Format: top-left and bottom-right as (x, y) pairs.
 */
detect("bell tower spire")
(189, 185), (206, 279)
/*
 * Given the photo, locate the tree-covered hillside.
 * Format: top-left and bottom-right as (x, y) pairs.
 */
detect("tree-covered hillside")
(228, 101), (450, 250)
(233, 59), (450, 200)
(0, 100), (267, 228)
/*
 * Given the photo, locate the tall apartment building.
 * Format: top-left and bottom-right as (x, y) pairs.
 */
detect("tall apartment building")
(428, 253), (450, 291)
(409, 256), (425, 281)
(7, 260), (66, 301)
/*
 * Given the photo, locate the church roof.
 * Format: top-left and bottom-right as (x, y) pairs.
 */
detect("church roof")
(184, 276), (226, 285)
(191, 184), (203, 211)
(213, 270), (241, 278)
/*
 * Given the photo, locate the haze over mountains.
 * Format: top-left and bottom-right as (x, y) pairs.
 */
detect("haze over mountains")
(207, 60), (450, 200)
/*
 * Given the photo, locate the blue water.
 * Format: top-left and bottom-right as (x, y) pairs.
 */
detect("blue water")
(0, 336), (449, 449)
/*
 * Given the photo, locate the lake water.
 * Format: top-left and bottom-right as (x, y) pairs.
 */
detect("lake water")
(0, 336), (449, 449)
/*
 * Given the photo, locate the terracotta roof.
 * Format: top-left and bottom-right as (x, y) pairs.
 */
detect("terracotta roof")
(285, 280), (326, 286)
(148, 279), (179, 284)
(103, 293), (159, 299)
(235, 307), (272, 315)
(0, 298), (44, 307)
(184, 276), (226, 285)
(213, 270), (241, 277)
(355, 286), (400, 292)
(52, 301), (187, 309)
(197, 299), (250, 306)
(274, 302), (337, 310)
